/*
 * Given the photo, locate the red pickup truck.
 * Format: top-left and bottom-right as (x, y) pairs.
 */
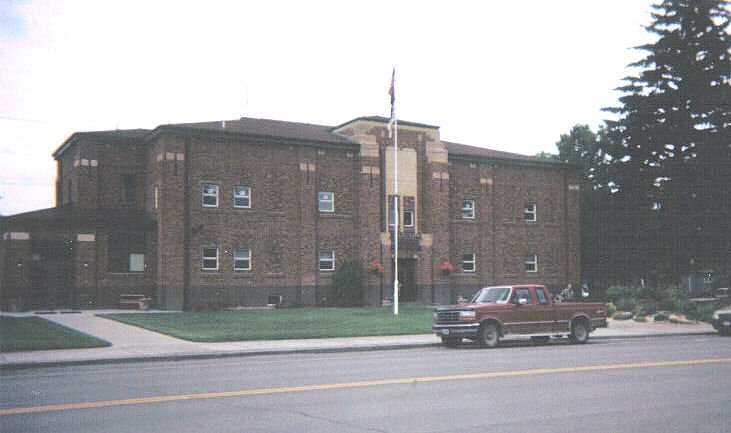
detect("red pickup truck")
(433, 285), (608, 348)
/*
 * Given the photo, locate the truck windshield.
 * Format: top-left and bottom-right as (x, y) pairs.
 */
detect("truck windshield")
(471, 287), (511, 304)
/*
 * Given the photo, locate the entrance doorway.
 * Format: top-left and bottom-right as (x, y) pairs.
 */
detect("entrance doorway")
(397, 258), (417, 302)
(28, 241), (74, 309)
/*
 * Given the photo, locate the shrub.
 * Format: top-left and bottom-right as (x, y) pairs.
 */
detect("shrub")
(654, 312), (669, 322)
(606, 285), (638, 312)
(331, 261), (365, 307)
(605, 302), (617, 317)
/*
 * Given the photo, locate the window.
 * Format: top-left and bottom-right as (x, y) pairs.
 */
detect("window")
(202, 184), (219, 207)
(120, 175), (136, 203)
(462, 200), (475, 219)
(108, 232), (145, 273)
(512, 288), (534, 304)
(202, 247), (219, 270)
(525, 254), (538, 273)
(153, 186), (159, 209)
(536, 287), (549, 305)
(319, 250), (334, 271)
(319, 192), (334, 212)
(462, 253), (476, 273)
(403, 210), (414, 227)
(233, 248), (251, 271)
(234, 186), (251, 208)
(129, 254), (145, 272)
(524, 203), (537, 221)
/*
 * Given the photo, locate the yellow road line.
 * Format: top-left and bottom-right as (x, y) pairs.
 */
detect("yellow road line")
(3, 357), (731, 416)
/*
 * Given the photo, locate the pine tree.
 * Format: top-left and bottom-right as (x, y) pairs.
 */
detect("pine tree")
(604, 0), (731, 283)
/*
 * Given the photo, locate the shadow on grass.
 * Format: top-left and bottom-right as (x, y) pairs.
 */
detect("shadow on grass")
(1, 316), (111, 352)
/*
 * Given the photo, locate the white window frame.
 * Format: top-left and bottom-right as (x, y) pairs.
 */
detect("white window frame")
(319, 250), (335, 271)
(524, 203), (537, 222)
(202, 247), (219, 271)
(462, 200), (475, 219)
(525, 254), (538, 273)
(234, 186), (251, 209)
(462, 253), (476, 273)
(202, 183), (219, 208)
(403, 210), (414, 227)
(233, 248), (251, 271)
(318, 191), (334, 212)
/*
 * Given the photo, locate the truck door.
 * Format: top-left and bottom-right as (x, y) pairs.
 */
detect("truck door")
(533, 286), (556, 333)
(504, 287), (537, 334)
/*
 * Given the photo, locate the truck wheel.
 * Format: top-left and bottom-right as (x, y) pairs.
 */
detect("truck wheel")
(570, 320), (589, 344)
(441, 337), (461, 348)
(479, 323), (500, 348)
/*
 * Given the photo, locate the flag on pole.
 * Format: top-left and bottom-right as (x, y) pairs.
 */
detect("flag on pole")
(388, 67), (396, 137)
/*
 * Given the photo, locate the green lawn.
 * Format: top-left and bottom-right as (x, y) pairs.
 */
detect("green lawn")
(0, 316), (111, 352)
(100, 306), (433, 342)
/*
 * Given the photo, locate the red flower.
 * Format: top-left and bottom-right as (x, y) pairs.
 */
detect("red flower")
(439, 261), (454, 274)
(369, 261), (384, 274)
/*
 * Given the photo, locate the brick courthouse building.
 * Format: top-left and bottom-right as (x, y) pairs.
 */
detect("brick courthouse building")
(0, 116), (580, 310)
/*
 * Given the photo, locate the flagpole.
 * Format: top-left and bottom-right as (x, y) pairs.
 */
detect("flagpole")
(393, 116), (399, 316)
(388, 67), (399, 316)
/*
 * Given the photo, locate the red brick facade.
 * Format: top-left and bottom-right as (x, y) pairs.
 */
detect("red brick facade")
(0, 116), (580, 310)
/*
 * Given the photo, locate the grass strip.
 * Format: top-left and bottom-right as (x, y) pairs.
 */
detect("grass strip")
(100, 306), (433, 342)
(0, 316), (111, 352)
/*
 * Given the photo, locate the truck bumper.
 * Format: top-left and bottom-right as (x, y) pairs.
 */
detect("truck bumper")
(432, 323), (481, 338)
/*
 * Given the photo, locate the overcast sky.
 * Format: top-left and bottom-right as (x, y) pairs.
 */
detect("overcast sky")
(0, 0), (655, 216)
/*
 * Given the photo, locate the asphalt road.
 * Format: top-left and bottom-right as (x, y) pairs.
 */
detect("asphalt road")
(2, 335), (730, 433)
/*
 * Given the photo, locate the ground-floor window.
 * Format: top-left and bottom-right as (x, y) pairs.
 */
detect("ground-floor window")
(234, 248), (251, 271)
(202, 247), (219, 270)
(319, 250), (334, 271)
(108, 232), (145, 273)
(525, 254), (538, 273)
(462, 253), (476, 272)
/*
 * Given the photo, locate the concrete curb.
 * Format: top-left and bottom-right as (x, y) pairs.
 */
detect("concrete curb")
(1, 330), (720, 371)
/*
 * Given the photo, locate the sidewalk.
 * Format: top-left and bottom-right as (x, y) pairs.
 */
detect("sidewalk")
(0, 310), (718, 369)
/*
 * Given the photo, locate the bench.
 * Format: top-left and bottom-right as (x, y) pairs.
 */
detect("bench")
(118, 294), (152, 310)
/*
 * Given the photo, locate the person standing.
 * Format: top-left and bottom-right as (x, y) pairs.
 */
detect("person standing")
(560, 283), (575, 301)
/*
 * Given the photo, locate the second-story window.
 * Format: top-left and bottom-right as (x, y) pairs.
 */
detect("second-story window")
(319, 191), (334, 212)
(234, 186), (251, 208)
(202, 183), (219, 208)
(524, 203), (537, 221)
(462, 200), (475, 219)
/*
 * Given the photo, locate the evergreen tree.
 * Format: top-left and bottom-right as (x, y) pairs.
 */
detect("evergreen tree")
(604, 0), (731, 283)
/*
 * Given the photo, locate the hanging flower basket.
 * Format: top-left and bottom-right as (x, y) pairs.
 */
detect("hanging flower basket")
(439, 260), (454, 276)
(368, 261), (384, 274)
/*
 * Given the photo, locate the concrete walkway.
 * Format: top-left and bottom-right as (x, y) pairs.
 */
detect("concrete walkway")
(0, 310), (718, 369)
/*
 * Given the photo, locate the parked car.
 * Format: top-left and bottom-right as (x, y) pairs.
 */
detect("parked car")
(432, 285), (607, 348)
(711, 305), (731, 336)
